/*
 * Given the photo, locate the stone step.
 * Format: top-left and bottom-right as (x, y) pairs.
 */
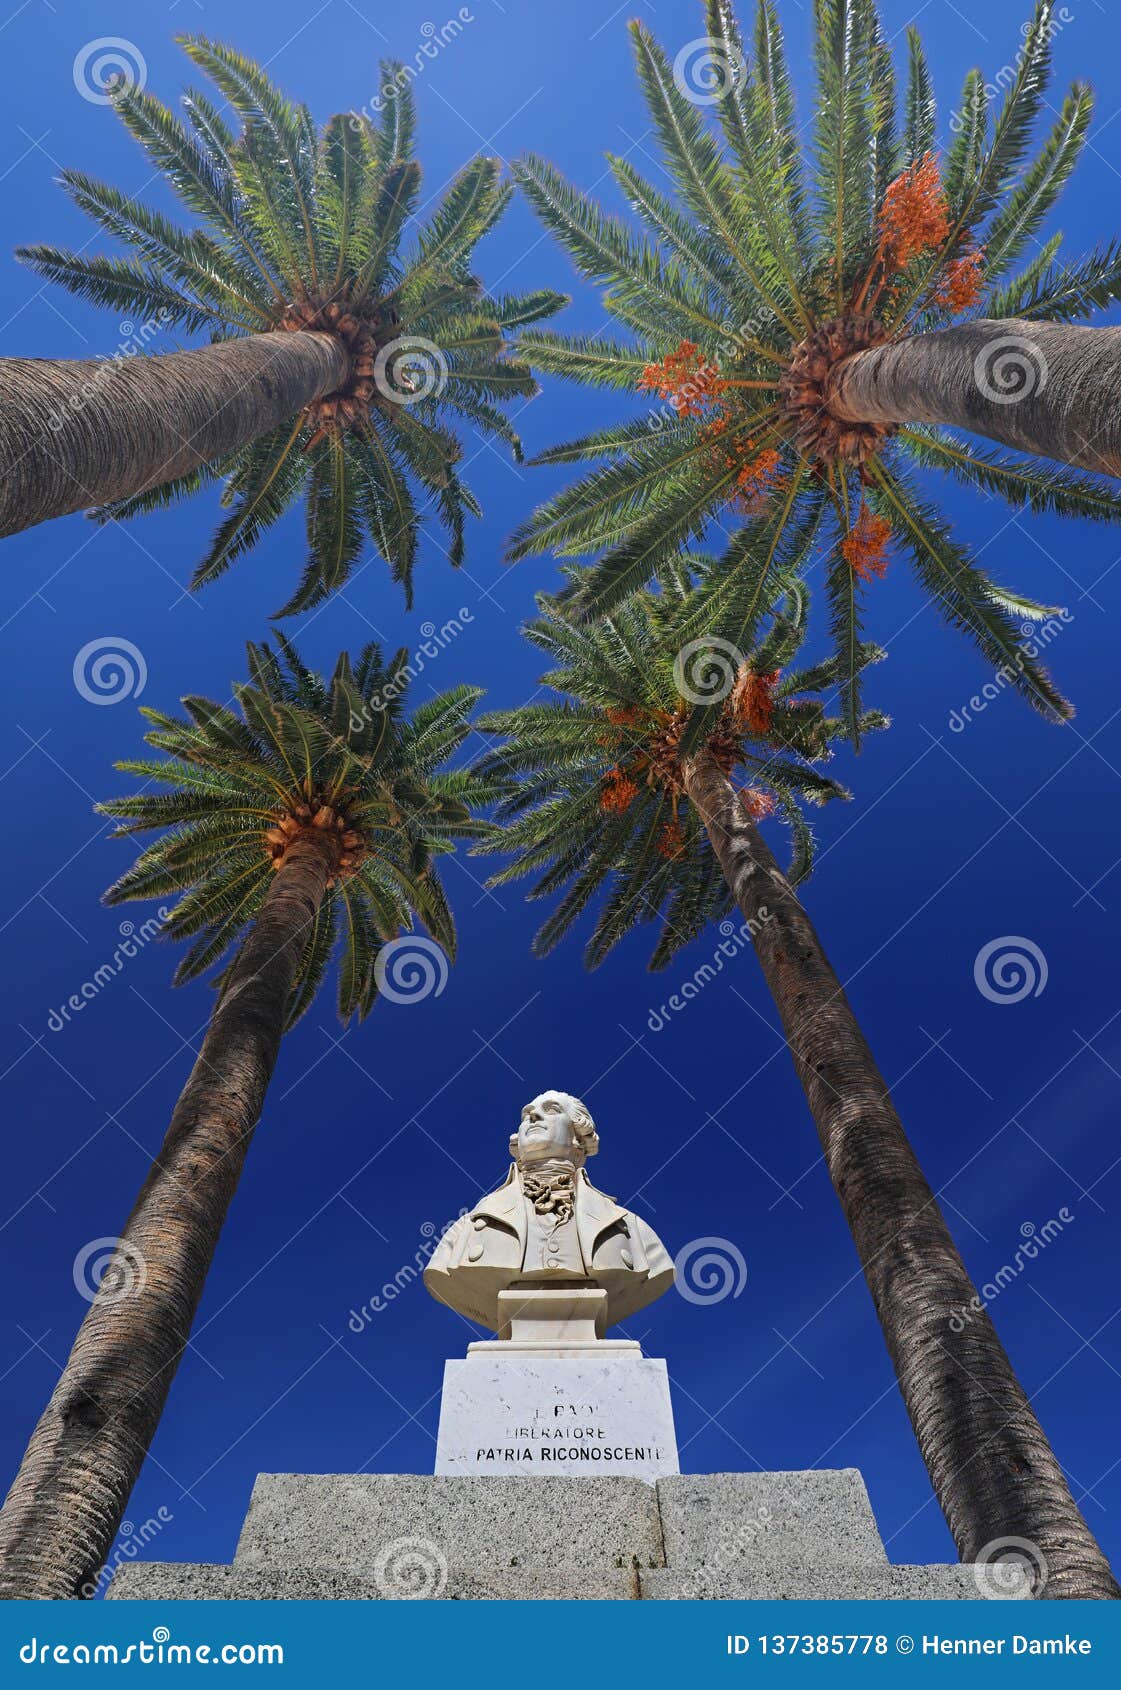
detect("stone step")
(108, 1563), (639, 1601)
(656, 1471), (889, 1569)
(642, 1562), (1029, 1601)
(109, 1557), (1024, 1602)
(233, 1473), (664, 1574)
(110, 1468), (1022, 1602)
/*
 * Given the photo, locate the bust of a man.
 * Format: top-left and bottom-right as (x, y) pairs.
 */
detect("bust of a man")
(423, 1090), (674, 1333)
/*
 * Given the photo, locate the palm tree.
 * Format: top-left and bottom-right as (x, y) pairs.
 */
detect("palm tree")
(476, 588), (1120, 1600)
(0, 636), (495, 1599)
(511, 0), (1121, 737)
(480, 576), (885, 959)
(0, 38), (563, 612)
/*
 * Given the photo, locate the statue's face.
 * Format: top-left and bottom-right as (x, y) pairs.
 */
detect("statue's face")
(515, 1092), (580, 1165)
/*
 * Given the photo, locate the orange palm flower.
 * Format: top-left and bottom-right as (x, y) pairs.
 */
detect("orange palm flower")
(877, 151), (950, 270)
(841, 504), (893, 581)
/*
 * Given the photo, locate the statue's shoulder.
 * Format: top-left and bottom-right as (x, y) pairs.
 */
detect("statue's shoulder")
(431, 1170), (519, 1257)
(634, 1210), (674, 1276)
(578, 1170), (619, 1208)
(471, 1166), (520, 1220)
(426, 1211), (469, 1275)
(579, 1173), (650, 1230)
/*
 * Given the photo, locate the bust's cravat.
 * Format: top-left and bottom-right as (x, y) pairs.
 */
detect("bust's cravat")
(520, 1163), (585, 1273)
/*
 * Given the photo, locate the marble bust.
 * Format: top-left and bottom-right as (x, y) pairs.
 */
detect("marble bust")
(423, 1090), (675, 1334)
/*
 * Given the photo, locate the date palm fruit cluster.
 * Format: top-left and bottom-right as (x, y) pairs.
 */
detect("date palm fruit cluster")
(599, 666), (782, 857)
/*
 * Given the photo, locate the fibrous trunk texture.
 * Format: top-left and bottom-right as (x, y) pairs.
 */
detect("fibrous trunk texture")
(683, 751), (1119, 1600)
(0, 331), (348, 536)
(0, 833), (334, 1599)
(829, 318), (1121, 479)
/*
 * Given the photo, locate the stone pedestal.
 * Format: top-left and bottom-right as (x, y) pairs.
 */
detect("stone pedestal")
(434, 1353), (679, 1481)
(434, 1283), (679, 1481)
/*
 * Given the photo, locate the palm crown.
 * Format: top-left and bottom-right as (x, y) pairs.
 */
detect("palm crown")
(512, 0), (1121, 740)
(98, 634), (496, 1023)
(475, 578), (885, 969)
(22, 37), (564, 612)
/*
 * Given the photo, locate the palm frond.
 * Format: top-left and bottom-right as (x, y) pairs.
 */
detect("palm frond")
(508, 0), (1090, 745)
(100, 637), (488, 1023)
(21, 35), (561, 611)
(475, 587), (878, 971)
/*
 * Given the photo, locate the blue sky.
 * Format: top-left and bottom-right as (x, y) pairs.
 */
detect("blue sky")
(1, 0), (1120, 1585)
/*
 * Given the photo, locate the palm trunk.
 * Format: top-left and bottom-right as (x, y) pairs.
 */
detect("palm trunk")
(683, 750), (1119, 1600)
(829, 318), (1121, 478)
(0, 832), (335, 1599)
(0, 331), (348, 537)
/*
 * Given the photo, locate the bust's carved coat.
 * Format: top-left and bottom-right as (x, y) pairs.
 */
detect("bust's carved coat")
(424, 1166), (675, 1332)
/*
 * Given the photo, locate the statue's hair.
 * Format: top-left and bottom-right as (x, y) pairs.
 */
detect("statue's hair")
(561, 1091), (599, 1158)
(511, 1091), (600, 1160)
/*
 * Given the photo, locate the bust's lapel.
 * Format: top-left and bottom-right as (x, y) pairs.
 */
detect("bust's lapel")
(471, 1165), (526, 1256)
(575, 1170), (630, 1266)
